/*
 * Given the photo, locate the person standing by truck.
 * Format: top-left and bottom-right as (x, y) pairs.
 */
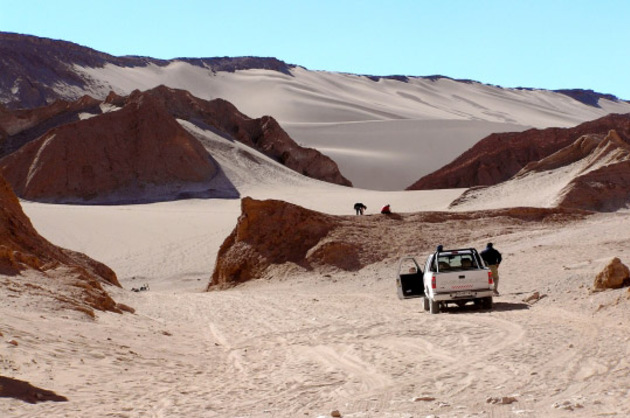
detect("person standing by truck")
(481, 243), (502, 295)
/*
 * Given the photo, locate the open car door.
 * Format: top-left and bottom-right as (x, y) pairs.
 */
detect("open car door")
(396, 256), (425, 299)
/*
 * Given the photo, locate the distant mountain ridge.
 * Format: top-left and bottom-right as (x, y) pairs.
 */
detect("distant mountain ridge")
(0, 32), (296, 109)
(1, 31), (625, 110)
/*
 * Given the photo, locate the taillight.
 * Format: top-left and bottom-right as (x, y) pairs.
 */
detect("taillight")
(488, 271), (494, 285)
(431, 275), (436, 289)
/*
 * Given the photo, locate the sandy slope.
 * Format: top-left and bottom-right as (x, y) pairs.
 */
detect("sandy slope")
(72, 64), (630, 189)
(2, 118), (630, 418)
(5, 197), (630, 418)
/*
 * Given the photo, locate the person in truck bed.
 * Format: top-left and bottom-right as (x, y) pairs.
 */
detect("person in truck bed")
(481, 242), (502, 295)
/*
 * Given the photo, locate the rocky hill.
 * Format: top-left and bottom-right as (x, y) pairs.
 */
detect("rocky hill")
(209, 197), (588, 288)
(0, 86), (351, 203)
(112, 86), (352, 187)
(407, 112), (630, 190)
(0, 172), (121, 315)
(551, 130), (630, 211)
(0, 91), (219, 203)
(0, 95), (101, 156)
(449, 129), (630, 212)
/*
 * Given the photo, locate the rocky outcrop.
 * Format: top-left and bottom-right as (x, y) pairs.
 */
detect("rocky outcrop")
(0, 92), (218, 203)
(208, 198), (590, 289)
(209, 198), (341, 288)
(1, 86), (350, 202)
(449, 130), (630, 212)
(0, 95), (100, 157)
(122, 86), (352, 187)
(516, 129), (630, 212)
(593, 257), (630, 291)
(555, 131), (630, 211)
(408, 113), (630, 190)
(0, 172), (121, 314)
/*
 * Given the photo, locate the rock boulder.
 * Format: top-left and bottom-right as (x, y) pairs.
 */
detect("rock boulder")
(593, 257), (630, 291)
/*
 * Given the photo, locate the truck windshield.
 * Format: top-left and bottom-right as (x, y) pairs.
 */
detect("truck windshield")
(436, 253), (478, 271)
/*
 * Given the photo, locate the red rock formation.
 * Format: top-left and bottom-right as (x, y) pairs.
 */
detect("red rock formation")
(593, 257), (630, 290)
(0, 92), (217, 203)
(121, 86), (352, 187)
(0, 95), (99, 137)
(516, 134), (603, 175)
(0, 172), (120, 314)
(557, 131), (630, 212)
(408, 113), (630, 190)
(530, 130), (630, 211)
(0, 95), (100, 156)
(1, 86), (351, 203)
(209, 197), (340, 288)
(208, 198), (589, 289)
(449, 130), (630, 212)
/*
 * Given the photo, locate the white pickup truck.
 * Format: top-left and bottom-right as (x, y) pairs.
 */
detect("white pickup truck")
(396, 247), (495, 314)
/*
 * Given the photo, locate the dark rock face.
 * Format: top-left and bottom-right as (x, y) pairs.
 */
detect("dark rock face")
(0, 32), (295, 109)
(0, 92), (218, 203)
(0, 172), (120, 314)
(407, 113), (630, 190)
(554, 89), (621, 108)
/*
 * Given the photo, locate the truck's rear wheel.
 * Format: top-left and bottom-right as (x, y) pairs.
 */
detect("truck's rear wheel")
(481, 296), (493, 310)
(429, 300), (440, 314)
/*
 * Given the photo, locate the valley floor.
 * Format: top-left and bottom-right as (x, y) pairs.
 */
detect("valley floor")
(2, 199), (630, 417)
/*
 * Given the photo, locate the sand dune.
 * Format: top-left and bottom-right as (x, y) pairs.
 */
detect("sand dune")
(73, 64), (630, 189)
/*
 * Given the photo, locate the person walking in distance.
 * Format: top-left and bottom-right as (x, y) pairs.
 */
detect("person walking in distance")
(481, 242), (502, 295)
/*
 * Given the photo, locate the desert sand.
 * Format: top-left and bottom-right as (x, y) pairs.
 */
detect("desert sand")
(2, 157), (630, 417)
(2, 63), (630, 417)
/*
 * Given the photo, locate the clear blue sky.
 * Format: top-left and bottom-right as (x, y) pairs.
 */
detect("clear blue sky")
(2, 0), (629, 99)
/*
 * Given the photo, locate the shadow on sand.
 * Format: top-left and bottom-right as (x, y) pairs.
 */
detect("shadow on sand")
(440, 300), (530, 314)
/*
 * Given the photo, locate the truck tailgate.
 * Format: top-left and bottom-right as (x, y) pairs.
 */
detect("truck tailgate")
(435, 270), (489, 293)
